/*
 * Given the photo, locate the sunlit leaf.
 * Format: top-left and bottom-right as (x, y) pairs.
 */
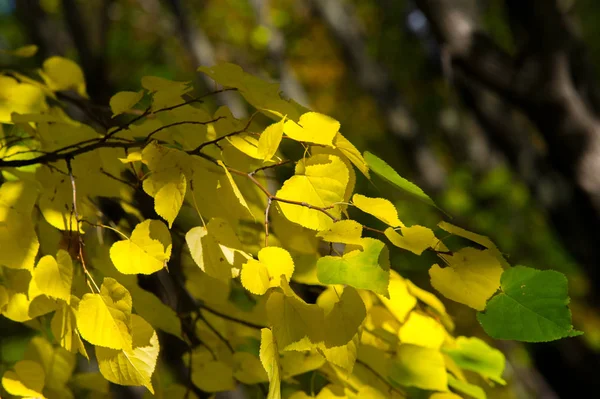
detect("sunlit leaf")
(96, 314), (159, 393)
(241, 247), (294, 295)
(477, 266), (583, 342)
(364, 151), (436, 207)
(430, 248), (503, 311)
(110, 220), (172, 275)
(317, 238), (390, 296)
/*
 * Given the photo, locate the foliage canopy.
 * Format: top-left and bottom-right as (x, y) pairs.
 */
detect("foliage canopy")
(0, 53), (581, 398)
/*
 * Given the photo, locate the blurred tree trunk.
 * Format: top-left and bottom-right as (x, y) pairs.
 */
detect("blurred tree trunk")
(308, 0), (447, 193)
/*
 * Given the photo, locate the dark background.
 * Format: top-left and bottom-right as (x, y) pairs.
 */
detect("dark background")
(2, 0), (600, 397)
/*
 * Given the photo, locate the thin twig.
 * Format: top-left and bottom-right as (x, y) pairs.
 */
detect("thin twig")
(198, 314), (234, 353)
(249, 159), (292, 177)
(264, 198), (272, 247)
(65, 159), (100, 293)
(200, 304), (266, 330)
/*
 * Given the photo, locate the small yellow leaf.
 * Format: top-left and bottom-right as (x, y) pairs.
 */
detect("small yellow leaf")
(316, 219), (363, 245)
(190, 349), (235, 393)
(317, 333), (359, 373)
(322, 287), (366, 347)
(399, 312), (446, 349)
(33, 250), (73, 302)
(217, 160), (253, 218)
(110, 91), (144, 117)
(390, 344), (448, 391)
(438, 221), (509, 267)
(267, 285), (325, 351)
(119, 151), (143, 163)
(185, 226), (233, 283)
(429, 248), (503, 311)
(0, 180), (40, 270)
(154, 172), (186, 227)
(51, 297), (89, 359)
(280, 350), (325, 379)
(42, 56), (87, 97)
(2, 360), (46, 399)
(233, 352), (269, 384)
(0, 76), (47, 123)
(96, 314), (159, 393)
(8, 44), (39, 57)
(110, 220), (172, 275)
(333, 133), (369, 177)
(241, 247), (294, 295)
(276, 154), (349, 231)
(378, 276), (417, 323)
(284, 112), (339, 146)
(385, 225), (435, 255)
(260, 328), (282, 399)
(77, 278), (133, 350)
(258, 117), (285, 161)
(352, 194), (403, 227)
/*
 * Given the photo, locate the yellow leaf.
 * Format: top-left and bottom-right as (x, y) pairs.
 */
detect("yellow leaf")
(429, 248), (503, 311)
(390, 344), (448, 391)
(378, 276), (417, 323)
(190, 347), (235, 392)
(385, 225), (435, 255)
(399, 312), (446, 349)
(96, 314), (159, 394)
(51, 297), (89, 359)
(266, 283), (325, 351)
(276, 154), (349, 231)
(0, 285), (8, 310)
(241, 247), (294, 295)
(322, 287), (366, 347)
(76, 278), (133, 350)
(7, 44), (39, 57)
(142, 142), (193, 226)
(41, 56), (87, 97)
(438, 221), (509, 268)
(352, 194), (403, 228)
(129, 285), (183, 340)
(233, 352), (269, 384)
(70, 372), (109, 394)
(154, 172), (186, 227)
(283, 112), (339, 146)
(141, 76), (191, 110)
(228, 133), (263, 159)
(33, 250), (73, 302)
(316, 219), (363, 245)
(280, 350), (325, 379)
(317, 333), (359, 373)
(24, 335), (76, 394)
(109, 91), (144, 117)
(0, 76), (47, 123)
(260, 328), (281, 399)
(119, 151), (143, 163)
(185, 226), (233, 283)
(198, 63), (303, 121)
(333, 133), (369, 177)
(406, 280), (454, 331)
(0, 180), (39, 270)
(217, 160), (253, 218)
(2, 360), (46, 399)
(110, 220), (172, 275)
(258, 117), (285, 161)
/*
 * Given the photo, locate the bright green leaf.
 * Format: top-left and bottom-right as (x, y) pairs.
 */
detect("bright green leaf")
(477, 266), (583, 342)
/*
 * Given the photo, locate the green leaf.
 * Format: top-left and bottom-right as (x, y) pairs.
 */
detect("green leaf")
(444, 337), (505, 384)
(448, 374), (486, 399)
(317, 238), (390, 296)
(477, 266), (583, 342)
(364, 151), (436, 207)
